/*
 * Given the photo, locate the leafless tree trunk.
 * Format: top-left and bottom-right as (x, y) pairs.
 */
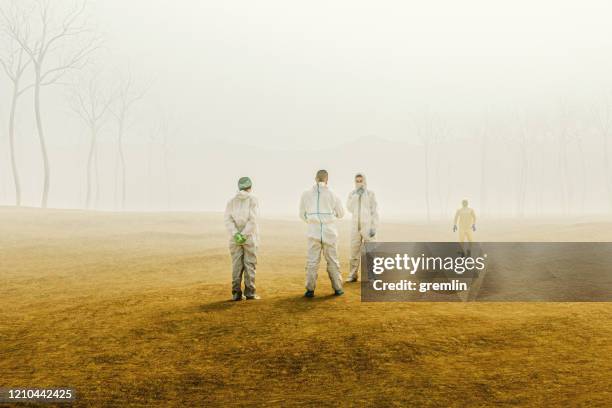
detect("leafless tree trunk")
(434, 157), (452, 219)
(0, 50), (31, 206)
(111, 74), (146, 210)
(85, 126), (97, 208)
(517, 134), (527, 217)
(573, 128), (587, 214)
(8, 86), (22, 205)
(69, 74), (112, 209)
(147, 133), (154, 208)
(593, 97), (612, 212)
(435, 146), (444, 219)
(0, 3), (34, 207)
(163, 139), (170, 210)
(516, 117), (528, 218)
(117, 117), (127, 208)
(557, 106), (572, 215)
(534, 131), (545, 217)
(94, 141), (100, 207)
(415, 113), (443, 223)
(158, 118), (170, 210)
(113, 144), (120, 209)
(155, 109), (177, 210)
(434, 126), (450, 220)
(420, 126), (432, 223)
(479, 121), (489, 218)
(33, 65), (51, 206)
(4, 0), (100, 208)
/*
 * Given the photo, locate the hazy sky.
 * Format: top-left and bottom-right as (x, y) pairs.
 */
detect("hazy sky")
(88, 0), (612, 149)
(3, 0), (612, 212)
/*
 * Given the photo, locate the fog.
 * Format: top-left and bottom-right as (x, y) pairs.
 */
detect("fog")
(1, 0), (612, 217)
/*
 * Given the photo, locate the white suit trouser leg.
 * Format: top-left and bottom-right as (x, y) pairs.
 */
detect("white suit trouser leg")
(348, 232), (374, 280)
(458, 229), (473, 243)
(305, 239), (343, 292)
(230, 240), (257, 297)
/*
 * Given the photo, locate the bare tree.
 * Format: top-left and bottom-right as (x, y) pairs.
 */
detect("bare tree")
(161, 122), (170, 210)
(0, 1), (34, 206)
(424, 133), (431, 222)
(3, 0), (100, 208)
(69, 73), (112, 209)
(571, 114), (588, 214)
(515, 113), (529, 218)
(593, 95), (612, 212)
(416, 121), (432, 223)
(434, 123), (450, 219)
(531, 121), (547, 217)
(436, 151), (452, 219)
(146, 130), (156, 208)
(416, 112), (443, 223)
(156, 109), (178, 210)
(556, 104), (574, 215)
(111, 73), (146, 210)
(478, 115), (492, 218)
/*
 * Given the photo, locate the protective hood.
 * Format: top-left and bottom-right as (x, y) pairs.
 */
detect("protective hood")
(236, 190), (251, 200)
(355, 172), (367, 188)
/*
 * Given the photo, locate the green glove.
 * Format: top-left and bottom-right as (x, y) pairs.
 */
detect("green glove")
(234, 232), (247, 245)
(234, 233), (247, 244)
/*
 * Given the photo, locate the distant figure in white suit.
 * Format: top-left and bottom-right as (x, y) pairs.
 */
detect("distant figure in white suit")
(453, 199), (477, 243)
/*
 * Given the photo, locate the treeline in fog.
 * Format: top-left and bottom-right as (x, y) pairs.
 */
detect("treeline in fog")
(1, 1), (612, 218)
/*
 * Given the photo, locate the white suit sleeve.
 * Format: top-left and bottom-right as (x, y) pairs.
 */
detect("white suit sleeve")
(334, 193), (345, 219)
(370, 191), (380, 230)
(346, 191), (357, 214)
(241, 197), (259, 236)
(224, 200), (238, 236)
(299, 193), (308, 222)
(471, 209), (477, 225)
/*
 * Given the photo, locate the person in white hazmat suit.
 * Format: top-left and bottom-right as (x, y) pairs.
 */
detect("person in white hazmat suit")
(346, 173), (379, 282)
(224, 176), (260, 301)
(299, 169), (345, 297)
(453, 199), (477, 243)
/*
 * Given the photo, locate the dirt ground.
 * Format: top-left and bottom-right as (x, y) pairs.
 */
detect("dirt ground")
(1, 208), (611, 407)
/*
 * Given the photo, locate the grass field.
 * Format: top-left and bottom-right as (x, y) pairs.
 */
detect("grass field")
(1, 208), (611, 407)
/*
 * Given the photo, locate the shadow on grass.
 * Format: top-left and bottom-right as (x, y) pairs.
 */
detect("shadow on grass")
(196, 300), (236, 313)
(271, 293), (340, 313)
(195, 292), (341, 314)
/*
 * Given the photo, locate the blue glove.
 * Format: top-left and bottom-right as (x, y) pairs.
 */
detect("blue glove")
(453, 225), (457, 232)
(472, 224), (476, 232)
(369, 229), (376, 238)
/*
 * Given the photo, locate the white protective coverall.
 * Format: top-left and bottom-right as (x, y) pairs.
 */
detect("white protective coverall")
(454, 205), (476, 243)
(346, 173), (379, 280)
(224, 190), (259, 297)
(299, 182), (344, 292)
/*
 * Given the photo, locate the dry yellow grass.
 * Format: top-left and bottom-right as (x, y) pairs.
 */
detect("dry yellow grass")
(1, 208), (611, 407)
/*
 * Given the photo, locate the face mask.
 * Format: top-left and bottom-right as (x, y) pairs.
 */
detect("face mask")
(355, 181), (364, 188)
(318, 181), (326, 187)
